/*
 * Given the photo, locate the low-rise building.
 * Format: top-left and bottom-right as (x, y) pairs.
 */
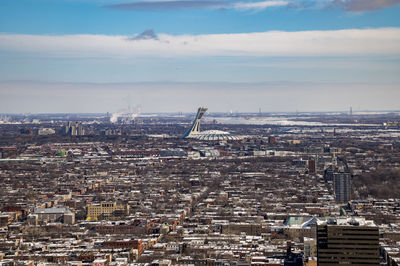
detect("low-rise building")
(86, 202), (129, 221)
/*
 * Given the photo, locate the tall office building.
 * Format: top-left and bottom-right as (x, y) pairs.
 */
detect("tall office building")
(333, 171), (351, 203)
(317, 218), (379, 266)
(62, 122), (85, 136)
(308, 159), (316, 174)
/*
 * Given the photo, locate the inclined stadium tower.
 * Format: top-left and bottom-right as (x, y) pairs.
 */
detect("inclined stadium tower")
(182, 107), (239, 141)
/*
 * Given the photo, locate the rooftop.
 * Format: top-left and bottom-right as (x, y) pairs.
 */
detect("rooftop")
(317, 217), (377, 227)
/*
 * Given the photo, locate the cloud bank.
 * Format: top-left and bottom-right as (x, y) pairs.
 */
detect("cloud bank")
(233, 0), (288, 11)
(332, 0), (400, 12)
(104, 0), (400, 12)
(105, 0), (288, 11)
(107, 0), (228, 10)
(1, 28), (400, 58)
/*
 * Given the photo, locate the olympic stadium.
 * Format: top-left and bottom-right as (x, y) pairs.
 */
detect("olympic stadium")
(182, 107), (239, 141)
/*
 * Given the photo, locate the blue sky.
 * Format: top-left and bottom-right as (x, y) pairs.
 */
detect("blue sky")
(0, 0), (400, 113)
(1, 0), (400, 34)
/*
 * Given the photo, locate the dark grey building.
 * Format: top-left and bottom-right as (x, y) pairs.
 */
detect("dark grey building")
(317, 218), (379, 266)
(333, 171), (351, 203)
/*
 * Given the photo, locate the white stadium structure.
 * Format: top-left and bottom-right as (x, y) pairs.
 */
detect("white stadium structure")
(182, 107), (239, 141)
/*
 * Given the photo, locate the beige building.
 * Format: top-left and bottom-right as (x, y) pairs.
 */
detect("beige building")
(33, 207), (75, 224)
(86, 202), (129, 221)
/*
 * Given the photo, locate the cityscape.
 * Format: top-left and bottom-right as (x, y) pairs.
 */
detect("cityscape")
(1, 0), (400, 265)
(0, 109), (400, 265)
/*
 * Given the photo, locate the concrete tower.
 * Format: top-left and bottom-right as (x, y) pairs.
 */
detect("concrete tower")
(182, 107), (208, 138)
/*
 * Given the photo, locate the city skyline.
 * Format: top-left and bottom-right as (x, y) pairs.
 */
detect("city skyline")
(1, 0), (400, 113)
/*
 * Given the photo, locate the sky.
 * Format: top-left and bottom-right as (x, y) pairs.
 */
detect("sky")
(0, 0), (400, 113)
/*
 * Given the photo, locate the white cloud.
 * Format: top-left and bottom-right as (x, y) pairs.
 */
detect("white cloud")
(0, 28), (400, 58)
(233, 0), (289, 10)
(101, 0), (400, 12)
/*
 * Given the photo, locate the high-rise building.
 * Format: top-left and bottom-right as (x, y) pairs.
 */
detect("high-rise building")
(62, 122), (85, 136)
(317, 218), (379, 266)
(333, 171), (351, 203)
(308, 160), (316, 174)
